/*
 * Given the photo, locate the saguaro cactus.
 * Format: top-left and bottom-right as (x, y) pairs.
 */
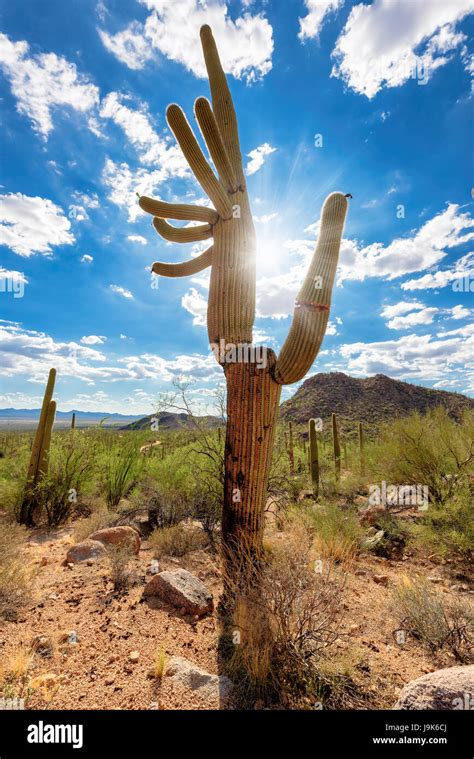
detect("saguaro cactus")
(138, 26), (348, 580)
(308, 418), (319, 498)
(20, 368), (56, 524)
(332, 412), (341, 483)
(71, 412), (76, 430)
(286, 422), (295, 476)
(358, 421), (365, 476)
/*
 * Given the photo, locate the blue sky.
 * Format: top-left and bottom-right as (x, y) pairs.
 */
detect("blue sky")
(0, 0), (473, 414)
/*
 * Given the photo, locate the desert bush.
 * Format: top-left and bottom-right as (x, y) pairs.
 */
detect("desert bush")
(102, 437), (142, 509)
(106, 544), (134, 593)
(224, 523), (346, 707)
(149, 524), (207, 558)
(392, 577), (472, 662)
(32, 433), (95, 526)
(305, 503), (364, 565)
(73, 506), (116, 543)
(370, 408), (473, 506)
(0, 522), (32, 620)
(130, 476), (190, 529)
(190, 483), (221, 541)
(409, 484), (473, 558)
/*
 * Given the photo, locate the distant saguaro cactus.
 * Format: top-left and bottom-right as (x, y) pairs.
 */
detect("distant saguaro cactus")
(20, 368), (57, 525)
(332, 412), (341, 482)
(71, 412), (76, 430)
(308, 418), (319, 498)
(138, 26), (349, 583)
(358, 421), (365, 476)
(286, 422), (295, 476)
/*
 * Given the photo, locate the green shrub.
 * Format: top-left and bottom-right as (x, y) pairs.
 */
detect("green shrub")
(101, 437), (141, 509)
(149, 524), (207, 558)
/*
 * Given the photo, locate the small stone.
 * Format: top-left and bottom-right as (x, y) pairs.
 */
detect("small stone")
(104, 676), (115, 686)
(147, 560), (160, 576)
(427, 576), (443, 583)
(354, 569), (367, 576)
(129, 651), (140, 663)
(373, 574), (389, 586)
(31, 635), (53, 657)
(40, 557), (48, 567)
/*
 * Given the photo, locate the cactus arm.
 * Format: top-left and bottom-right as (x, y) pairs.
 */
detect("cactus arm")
(166, 104), (232, 219)
(26, 368), (56, 484)
(151, 246), (214, 277)
(273, 192), (348, 385)
(38, 400), (56, 478)
(199, 25), (244, 183)
(139, 196), (218, 224)
(152, 218), (212, 243)
(194, 97), (238, 192)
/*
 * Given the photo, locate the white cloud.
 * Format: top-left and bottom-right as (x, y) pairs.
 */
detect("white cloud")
(338, 204), (474, 284)
(127, 234), (148, 245)
(100, 0), (273, 83)
(181, 287), (207, 325)
(380, 300), (425, 319)
(245, 143), (276, 176)
(99, 91), (188, 169)
(386, 307), (438, 331)
(448, 304), (471, 320)
(80, 254), (94, 264)
(98, 21), (155, 70)
(254, 212), (278, 224)
(81, 335), (105, 345)
(332, 0), (474, 98)
(102, 159), (175, 222)
(402, 251), (474, 290)
(339, 331), (474, 383)
(298, 0), (344, 41)
(0, 193), (74, 257)
(110, 284), (133, 299)
(0, 33), (99, 136)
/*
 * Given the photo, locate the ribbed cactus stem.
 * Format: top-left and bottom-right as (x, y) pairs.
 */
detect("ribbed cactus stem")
(358, 421), (365, 476)
(343, 439), (347, 469)
(309, 418), (319, 498)
(332, 412), (341, 482)
(71, 412), (76, 430)
(26, 368), (56, 485)
(38, 401), (56, 477)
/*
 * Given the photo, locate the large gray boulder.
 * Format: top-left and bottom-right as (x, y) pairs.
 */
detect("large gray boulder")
(395, 665), (474, 710)
(143, 568), (213, 616)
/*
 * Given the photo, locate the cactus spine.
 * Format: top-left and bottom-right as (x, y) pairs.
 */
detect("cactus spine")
(138, 26), (349, 587)
(358, 421), (365, 476)
(20, 368), (56, 524)
(309, 418), (319, 498)
(332, 412), (341, 482)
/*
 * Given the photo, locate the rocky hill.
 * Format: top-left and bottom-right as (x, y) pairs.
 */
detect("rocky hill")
(280, 373), (473, 427)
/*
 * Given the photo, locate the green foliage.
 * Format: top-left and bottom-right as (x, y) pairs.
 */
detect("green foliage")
(100, 435), (142, 509)
(149, 524), (207, 558)
(409, 484), (473, 557)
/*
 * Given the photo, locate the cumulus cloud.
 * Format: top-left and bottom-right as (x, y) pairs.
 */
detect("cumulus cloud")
(380, 300), (426, 319)
(0, 193), (74, 257)
(99, 0), (273, 82)
(245, 143), (276, 176)
(80, 335), (105, 345)
(181, 287), (208, 326)
(0, 32), (99, 136)
(102, 159), (182, 222)
(109, 284), (133, 299)
(401, 251), (474, 291)
(298, 0), (344, 41)
(331, 0), (474, 98)
(386, 307), (438, 331)
(80, 254), (94, 264)
(127, 234), (148, 245)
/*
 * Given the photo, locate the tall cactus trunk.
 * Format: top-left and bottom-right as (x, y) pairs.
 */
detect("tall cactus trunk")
(222, 349), (281, 588)
(286, 422), (295, 476)
(309, 418), (319, 498)
(358, 421), (365, 476)
(20, 368), (56, 525)
(332, 412), (341, 483)
(71, 412), (76, 430)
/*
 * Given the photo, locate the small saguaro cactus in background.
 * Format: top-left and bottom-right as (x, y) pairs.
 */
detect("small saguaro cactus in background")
(71, 412), (76, 430)
(332, 412), (341, 483)
(137, 25), (349, 587)
(286, 422), (295, 476)
(308, 418), (320, 498)
(20, 368), (57, 525)
(343, 439), (348, 469)
(358, 421), (365, 476)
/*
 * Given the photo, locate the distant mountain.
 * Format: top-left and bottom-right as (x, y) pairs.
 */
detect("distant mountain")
(280, 373), (473, 428)
(123, 411), (223, 431)
(0, 408), (144, 429)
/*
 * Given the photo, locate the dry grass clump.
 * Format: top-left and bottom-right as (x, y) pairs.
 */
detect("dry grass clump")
(152, 648), (167, 679)
(106, 544), (134, 593)
(149, 524), (208, 559)
(73, 506), (115, 543)
(392, 576), (472, 662)
(0, 521), (32, 620)
(223, 522), (346, 708)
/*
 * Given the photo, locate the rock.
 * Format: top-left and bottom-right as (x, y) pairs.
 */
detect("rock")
(66, 540), (107, 564)
(40, 557), (48, 567)
(58, 631), (79, 645)
(104, 676), (115, 686)
(427, 576), (443, 583)
(395, 665), (474, 710)
(362, 530), (385, 550)
(297, 490), (315, 502)
(354, 568), (367, 576)
(88, 526), (141, 555)
(147, 560), (160, 575)
(129, 651), (140, 663)
(31, 635), (53, 657)
(373, 574), (389, 586)
(143, 568), (213, 617)
(165, 657), (233, 704)
(359, 505), (386, 526)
